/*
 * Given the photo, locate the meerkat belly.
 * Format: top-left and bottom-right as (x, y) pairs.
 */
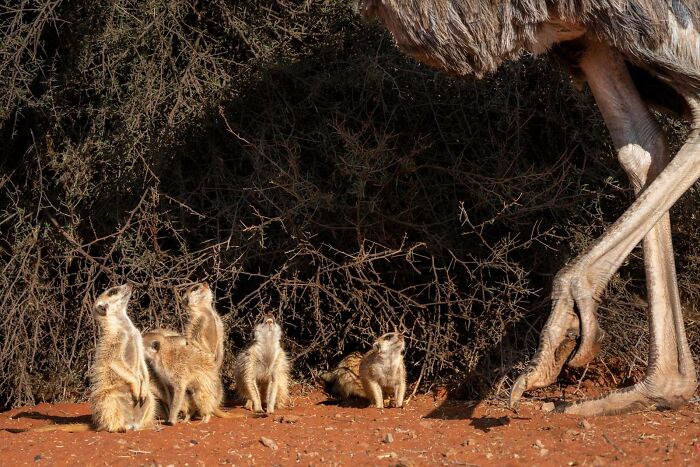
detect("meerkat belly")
(375, 363), (401, 389)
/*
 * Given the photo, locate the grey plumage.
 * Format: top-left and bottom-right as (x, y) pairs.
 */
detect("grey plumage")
(359, 0), (700, 94)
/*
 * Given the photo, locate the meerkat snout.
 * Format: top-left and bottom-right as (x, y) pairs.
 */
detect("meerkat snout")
(184, 282), (212, 307)
(374, 332), (405, 353)
(93, 284), (133, 317)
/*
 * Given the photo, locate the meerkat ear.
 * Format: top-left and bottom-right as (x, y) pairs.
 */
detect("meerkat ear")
(94, 304), (107, 316)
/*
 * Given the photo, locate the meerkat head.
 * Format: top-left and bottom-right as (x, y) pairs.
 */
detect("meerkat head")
(373, 332), (405, 356)
(93, 284), (133, 318)
(253, 313), (282, 344)
(184, 282), (213, 313)
(142, 330), (187, 362)
(142, 332), (164, 362)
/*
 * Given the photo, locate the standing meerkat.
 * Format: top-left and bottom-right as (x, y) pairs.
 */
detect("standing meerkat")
(184, 282), (225, 370)
(5, 284), (155, 434)
(319, 352), (366, 400)
(90, 283), (156, 431)
(142, 330), (223, 425)
(234, 314), (290, 414)
(359, 332), (406, 409)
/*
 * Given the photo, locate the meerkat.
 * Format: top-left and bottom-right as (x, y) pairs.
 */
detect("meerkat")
(5, 284), (155, 434)
(142, 330), (224, 425)
(142, 328), (189, 420)
(319, 352), (366, 400)
(184, 282), (225, 370)
(359, 332), (406, 409)
(234, 314), (290, 414)
(89, 284), (156, 431)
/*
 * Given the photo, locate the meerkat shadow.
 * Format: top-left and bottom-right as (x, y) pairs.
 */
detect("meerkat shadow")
(316, 397), (369, 409)
(9, 411), (92, 425)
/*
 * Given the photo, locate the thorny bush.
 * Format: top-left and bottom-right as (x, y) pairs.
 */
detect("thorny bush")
(0, 0), (698, 409)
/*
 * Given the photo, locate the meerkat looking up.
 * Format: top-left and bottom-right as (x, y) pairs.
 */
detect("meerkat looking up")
(319, 352), (366, 400)
(5, 284), (155, 434)
(184, 282), (225, 370)
(90, 283), (155, 431)
(359, 332), (406, 409)
(234, 314), (290, 414)
(142, 330), (223, 425)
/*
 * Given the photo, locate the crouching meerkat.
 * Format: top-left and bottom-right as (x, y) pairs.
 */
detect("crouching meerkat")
(90, 284), (156, 431)
(319, 352), (366, 400)
(359, 332), (406, 409)
(141, 328), (189, 420)
(184, 282), (225, 370)
(234, 314), (289, 414)
(142, 330), (223, 425)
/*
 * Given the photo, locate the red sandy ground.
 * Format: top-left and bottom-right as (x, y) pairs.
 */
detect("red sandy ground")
(1, 390), (699, 466)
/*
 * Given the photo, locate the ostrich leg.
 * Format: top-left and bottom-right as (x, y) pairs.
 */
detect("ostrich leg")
(511, 43), (699, 415)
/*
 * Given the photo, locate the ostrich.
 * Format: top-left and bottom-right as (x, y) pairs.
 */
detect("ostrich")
(357, 0), (700, 415)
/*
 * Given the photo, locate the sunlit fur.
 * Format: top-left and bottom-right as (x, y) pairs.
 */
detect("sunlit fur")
(359, 332), (406, 409)
(143, 330), (222, 425)
(90, 284), (155, 432)
(184, 283), (225, 371)
(234, 314), (290, 414)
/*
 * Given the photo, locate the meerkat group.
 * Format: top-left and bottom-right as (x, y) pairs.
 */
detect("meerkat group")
(8, 282), (408, 434)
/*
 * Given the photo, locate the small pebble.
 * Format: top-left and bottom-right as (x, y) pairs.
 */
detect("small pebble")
(260, 437), (278, 451)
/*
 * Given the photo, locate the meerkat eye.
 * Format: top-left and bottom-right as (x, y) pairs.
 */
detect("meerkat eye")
(107, 288), (118, 297)
(150, 341), (161, 352)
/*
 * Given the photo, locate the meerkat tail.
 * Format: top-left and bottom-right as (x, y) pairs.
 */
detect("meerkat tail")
(5, 423), (93, 433)
(212, 407), (244, 419)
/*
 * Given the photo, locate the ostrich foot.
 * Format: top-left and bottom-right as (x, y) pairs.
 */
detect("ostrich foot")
(510, 265), (606, 409)
(554, 376), (697, 416)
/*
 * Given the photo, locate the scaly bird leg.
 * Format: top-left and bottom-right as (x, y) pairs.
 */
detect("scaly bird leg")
(511, 42), (699, 414)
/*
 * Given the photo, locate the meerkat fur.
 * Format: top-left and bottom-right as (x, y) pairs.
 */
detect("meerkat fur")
(90, 284), (156, 431)
(141, 328), (191, 420)
(142, 330), (223, 425)
(184, 282), (225, 370)
(359, 332), (406, 409)
(5, 284), (155, 434)
(320, 352), (366, 400)
(234, 314), (290, 414)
